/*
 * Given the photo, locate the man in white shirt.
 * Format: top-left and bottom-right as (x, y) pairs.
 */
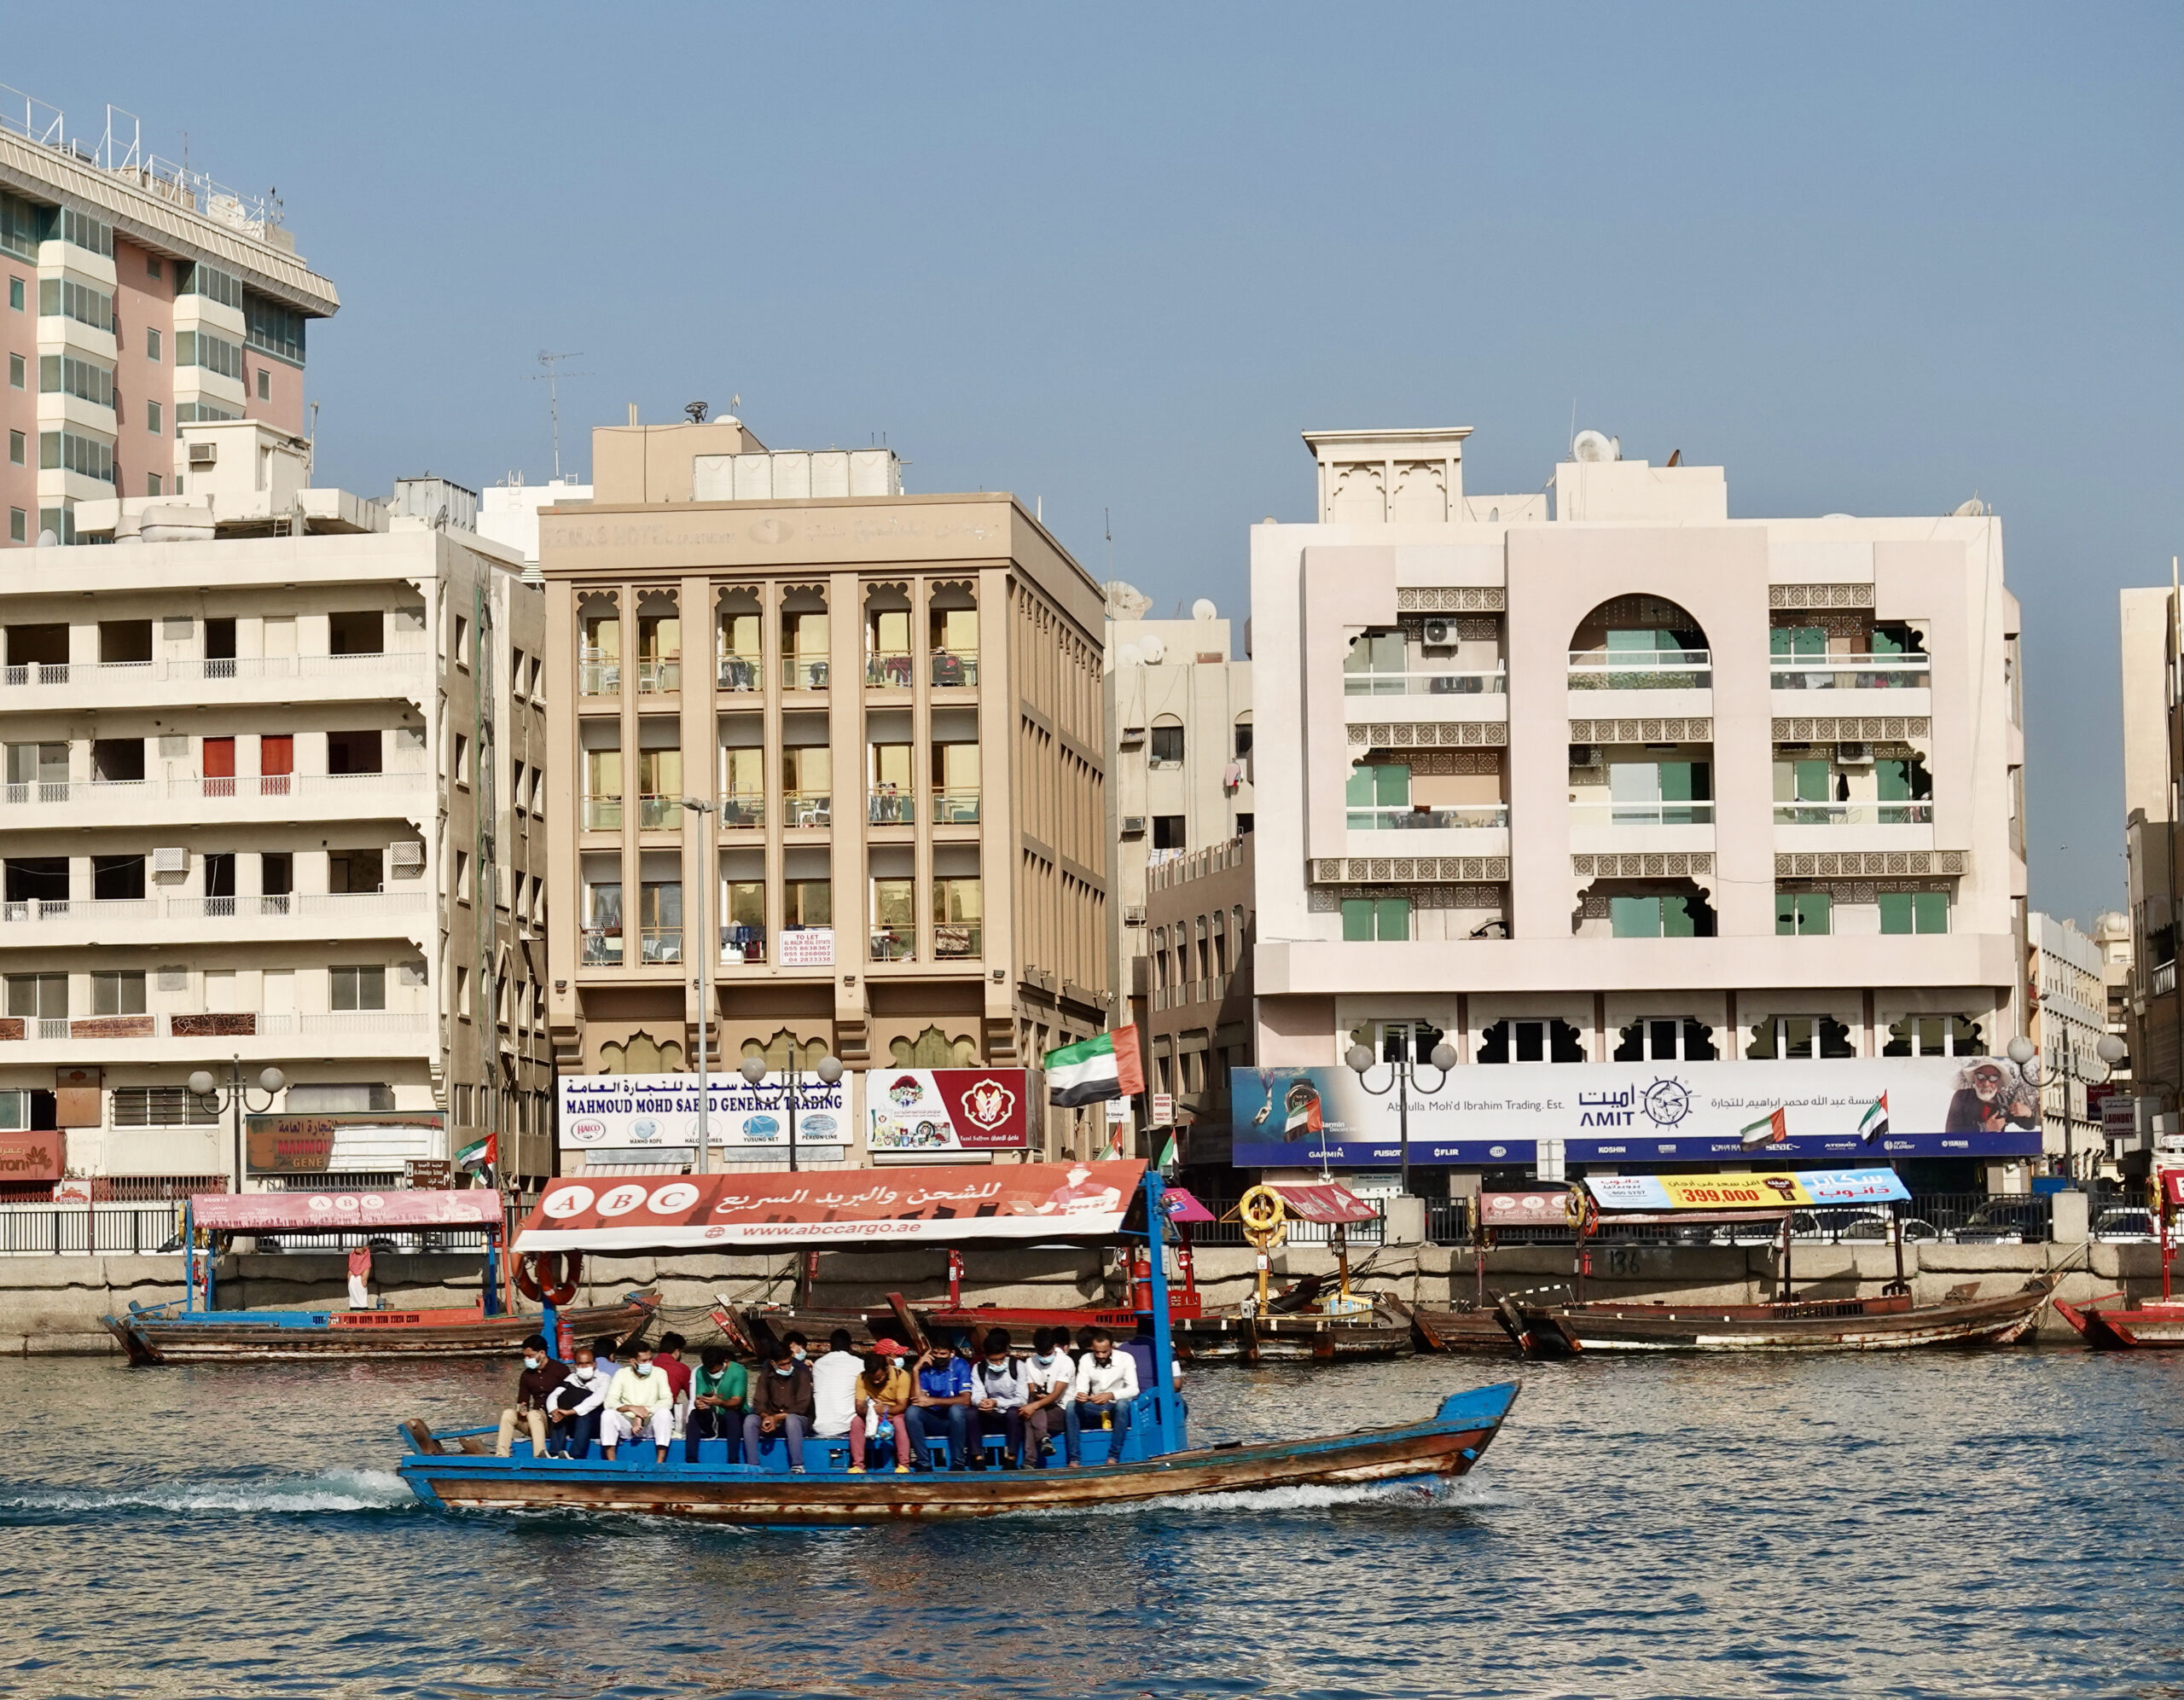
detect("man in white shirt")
(968, 1328), (1029, 1468)
(809, 1328), (865, 1444)
(545, 1345), (611, 1458)
(1021, 1326), (1077, 1467)
(1066, 1328), (1140, 1464)
(601, 1342), (675, 1462)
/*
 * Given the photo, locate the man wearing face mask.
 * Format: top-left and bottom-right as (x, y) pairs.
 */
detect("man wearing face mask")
(744, 1343), (816, 1473)
(495, 1334), (571, 1458)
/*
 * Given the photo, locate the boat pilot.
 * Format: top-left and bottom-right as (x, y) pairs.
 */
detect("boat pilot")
(346, 1241), (374, 1311)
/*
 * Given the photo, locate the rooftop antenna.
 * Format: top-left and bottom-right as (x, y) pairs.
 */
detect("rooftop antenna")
(306, 399), (318, 480)
(527, 351), (585, 481)
(1105, 507), (1113, 578)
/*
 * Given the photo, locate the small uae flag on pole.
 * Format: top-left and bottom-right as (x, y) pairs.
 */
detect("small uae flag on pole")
(1739, 1107), (1789, 1149)
(1858, 1094), (1890, 1145)
(1044, 1025), (1146, 1107)
(1156, 1131), (1179, 1171)
(455, 1133), (495, 1171)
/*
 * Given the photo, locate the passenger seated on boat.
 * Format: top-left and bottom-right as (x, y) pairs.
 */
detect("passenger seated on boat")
(1021, 1328), (1077, 1468)
(652, 1332), (694, 1434)
(547, 1346), (611, 1459)
(745, 1343), (816, 1474)
(969, 1328), (1029, 1469)
(601, 1343), (677, 1462)
(810, 1328), (864, 1450)
(590, 1335), (623, 1380)
(684, 1344), (746, 1465)
(849, 1341), (914, 1473)
(905, 1341), (975, 1470)
(497, 1334), (572, 1458)
(1066, 1330), (1139, 1463)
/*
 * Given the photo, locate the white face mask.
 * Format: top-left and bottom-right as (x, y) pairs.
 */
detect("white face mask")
(522, 1356), (540, 1370)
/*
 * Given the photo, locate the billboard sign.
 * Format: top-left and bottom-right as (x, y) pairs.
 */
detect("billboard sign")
(867, 1069), (1034, 1152)
(1232, 1057), (2044, 1167)
(0, 1131), (63, 1182)
(560, 1073), (851, 1152)
(247, 1111), (444, 1175)
(1584, 1169), (1911, 1211)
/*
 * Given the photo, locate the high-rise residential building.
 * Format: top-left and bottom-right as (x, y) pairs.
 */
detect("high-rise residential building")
(0, 428), (551, 1198)
(1104, 583), (1252, 1043)
(2026, 911), (2111, 1180)
(0, 93), (336, 549)
(539, 414), (1112, 1175)
(1240, 426), (2033, 1196)
(2117, 579), (2184, 1181)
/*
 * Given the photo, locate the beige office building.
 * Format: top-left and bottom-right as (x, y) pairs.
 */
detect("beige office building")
(2117, 581), (2184, 1181)
(0, 430), (550, 1196)
(540, 415), (1112, 1166)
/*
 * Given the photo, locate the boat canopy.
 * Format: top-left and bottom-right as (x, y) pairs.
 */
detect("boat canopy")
(1160, 1187), (1217, 1225)
(192, 1190), (506, 1232)
(515, 1160), (1147, 1252)
(1267, 1181), (1379, 1225)
(2164, 1171), (2183, 1208)
(1584, 1168), (1909, 1213)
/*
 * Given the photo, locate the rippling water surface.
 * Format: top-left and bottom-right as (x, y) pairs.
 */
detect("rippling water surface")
(2, 1349), (2179, 1698)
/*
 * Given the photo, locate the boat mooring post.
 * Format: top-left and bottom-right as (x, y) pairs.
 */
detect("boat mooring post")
(1142, 1169), (1183, 1453)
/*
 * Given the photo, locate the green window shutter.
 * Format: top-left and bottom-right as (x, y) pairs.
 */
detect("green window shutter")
(1345, 764), (1374, 808)
(1374, 897), (1410, 941)
(1341, 899), (1375, 942)
(1800, 892), (1832, 935)
(1659, 763), (1693, 803)
(1770, 627), (1792, 657)
(1913, 891), (1949, 934)
(1878, 892), (1913, 934)
(1793, 626), (1826, 656)
(1663, 895), (1698, 937)
(1776, 892), (1798, 936)
(1871, 627), (1905, 655)
(1374, 764), (1409, 808)
(1876, 760), (1909, 801)
(1795, 760), (1830, 802)
(1612, 896), (1662, 937)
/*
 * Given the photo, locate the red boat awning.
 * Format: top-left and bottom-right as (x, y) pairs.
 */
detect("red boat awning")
(515, 1160), (1146, 1252)
(193, 1189), (505, 1232)
(1269, 1181), (1378, 1225)
(2164, 1171), (2184, 1208)
(1161, 1187), (1217, 1225)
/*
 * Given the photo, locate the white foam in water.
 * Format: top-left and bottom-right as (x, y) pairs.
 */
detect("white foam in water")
(1012, 1475), (1499, 1519)
(1, 1468), (414, 1517)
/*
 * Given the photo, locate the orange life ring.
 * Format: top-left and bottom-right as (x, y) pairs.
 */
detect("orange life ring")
(515, 1250), (583, 1308)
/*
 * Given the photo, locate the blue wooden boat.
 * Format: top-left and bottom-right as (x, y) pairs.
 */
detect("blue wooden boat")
(394, 1163), (1520, 1523)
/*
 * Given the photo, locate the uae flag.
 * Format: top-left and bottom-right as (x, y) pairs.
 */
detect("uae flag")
(1858, 1094), (1890, 1145)
(455, 1133), (495, 1171)
(1045, 1025), (1145, 1107)
(1739, 1107), (1788, 1149)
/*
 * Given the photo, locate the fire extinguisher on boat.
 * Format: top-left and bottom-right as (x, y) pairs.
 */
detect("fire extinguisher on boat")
(1130, 1251), (1153, 1314)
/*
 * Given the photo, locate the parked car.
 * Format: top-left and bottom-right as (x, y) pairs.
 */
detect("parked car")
(2092, 1207), (2158, 1243)
(1945, 1200), (2050, 1245)
(1833, 1210), (1940, 1245)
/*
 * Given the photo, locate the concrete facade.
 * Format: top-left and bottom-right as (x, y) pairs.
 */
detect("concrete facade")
(2117, 582), (2184, 1179)
(1141, 833), (1255, 1166)
(539, 417), (1115, 1166)
(2026, 910), (2111, 1178)
(0, 452), (551, 1195)
(1248, 426), (2028, 1188)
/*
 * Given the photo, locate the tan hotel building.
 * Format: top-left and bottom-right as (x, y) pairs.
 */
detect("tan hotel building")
(540, 415), (1112, 1164)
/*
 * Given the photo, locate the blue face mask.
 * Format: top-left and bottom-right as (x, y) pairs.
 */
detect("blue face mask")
(775, 1364), (794, 1376)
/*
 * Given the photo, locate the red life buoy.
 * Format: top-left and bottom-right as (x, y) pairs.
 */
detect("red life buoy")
(515, 1250), (583, 1308)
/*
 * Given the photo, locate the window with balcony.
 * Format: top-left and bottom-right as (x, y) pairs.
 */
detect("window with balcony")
(1611, 892), (1711, 937)
(1340, 896), (1410, 942)
(583, 876), (623, 965)
(869, 742), (915, 824)
(202, 853), (235, 917)
(867, 601), (913, 688)
(1877, 756), (1934, 823)
(330, 966), (387, 1012)
(781, 601), (829, 691)
(636, 744), (682, 830)
(636, 609), (681, 694)
(636, 877), (683, 965)
(721, 745), (766, 827)
(783, 744), (831, 827)
(327, 730), (382, 775)
(579, 609), (621, 696)
(1602, 758), (1711, 826)
(1775, 891), (1831, 936)
(932, 741), (980, 823)
(1746, 1015), (1856, 1059)
(871, 877), (916, 960)
(785, 878), (832, 930)
(92, 970), (148, 1016)
(1612, 1018), (1718, 1062)
(262, 852), (293, 908)
(5, 972), (66, 1028)
(931, 601), (979, 687)
(92, 739), (145, 783)
(1569, 596), (1711, 689)
(1351, 1019), (1446, 1065)
(718, 600), (763, 692)
(3, 743), (67, 801)
(1884, 1014), (1983, 1057)
(91, 855), (144, 900)
(329, 850), (384, 894)
(329, 610), (383, 655)
(722, 879), (765, 963)
(4, 859), (67, 907)
(584, 746), (623, 832)
(1478, 1018), (1586, 1063)
(934, 874), (982, 959)
(1346, 761), (1408, 828)
(1879, 890), (1950, 935)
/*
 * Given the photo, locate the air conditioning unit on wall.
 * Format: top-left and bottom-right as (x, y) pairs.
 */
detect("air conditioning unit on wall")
(1837, 741), (1873, 765)
(1568, 746), (1601, 769)
(1422, 618), (1454, 646)
(1121, 816), (1147, 835)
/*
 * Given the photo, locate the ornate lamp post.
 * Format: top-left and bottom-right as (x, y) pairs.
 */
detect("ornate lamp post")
(1344, 1036), (1457, 1197)
(189, 1059), (286, 1193)
(738, 1049), (845, 1174)
(2008, 1030), (2129, 1182)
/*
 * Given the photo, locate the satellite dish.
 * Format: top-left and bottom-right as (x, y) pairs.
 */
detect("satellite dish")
(1952, 496), (1987, 518)
(1191, 598), (1217, 621)
(1571, 429), (1617, 463)
(1140, 635), (1167, 664)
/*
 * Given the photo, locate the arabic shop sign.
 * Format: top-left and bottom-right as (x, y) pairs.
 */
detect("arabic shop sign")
(246, 1112), (444, 1175)
(560, 1072), (851, 1152)
(1585, 1169), (1912, 1211)
(868, 1069), (1034, 1152)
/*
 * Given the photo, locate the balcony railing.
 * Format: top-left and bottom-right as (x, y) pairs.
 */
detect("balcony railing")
(1, 662), (70, 685)
(2, 780), (70, 803)
(1344, 669), (1507, 696)
(3, 655), (428, 687)
(580, 928), (624, 966)
(722, 925), (766, 965)
(578, 653), (620, 695)
(931, 649), (978, 688)
(870, 928), (915, 962)
(1569, 801), (1716, 826)
(719, 791), (766, 828)
(1567, 650), (1712, 689)
(582, 796), (622, 832)
(717, 655), (762, 692)
(639, 927), (683, 965)
(1769, 653), (1931, 690)
(784, 792), (831, 827)
(1, 896), (156, 924)
(866, 651), (915, 688)
(783, 658), (830, 691)
(636, 794), (681, 830)
(1346, 804), (1508, 831)
(868, 788), (915, 825)
(1773, 801), (1935, 826)
(935, 924), (981, 960)
(932, 789), (981, 825)
(636, 659), (682, 694)
(0, 1011), (431, 1041)
(159, 891), (427, 920)
(2154, 960), (2178, 996)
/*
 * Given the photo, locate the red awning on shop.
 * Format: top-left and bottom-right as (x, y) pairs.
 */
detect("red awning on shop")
(194, 1189), (505, 1232)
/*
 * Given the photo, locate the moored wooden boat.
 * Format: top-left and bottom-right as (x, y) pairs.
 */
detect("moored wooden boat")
(2053, 1297), (2184, 1350)
(106, 1297), (658, 1366)
(394, 1378), (1517, 1523)
(1407, 1304), (1523, 1353)
(1510, 1279), (2052, 1354)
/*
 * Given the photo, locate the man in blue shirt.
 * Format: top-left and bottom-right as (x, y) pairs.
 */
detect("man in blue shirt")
(905, 1341), (974, 1469)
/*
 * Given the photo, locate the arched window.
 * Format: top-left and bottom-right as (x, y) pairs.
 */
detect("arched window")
(1477, 1018), (1585, 1065)
(889, 1025), (979, 1066)
(1233, 714), (1253, 758)
(741, 1029), (830, 1072)
(600, 1031), (684, 1074)
(1570, 595), (1710, 689)
(1149, 715), (1184, 767)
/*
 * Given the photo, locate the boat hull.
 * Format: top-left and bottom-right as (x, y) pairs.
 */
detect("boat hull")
(1408, 1306), (1523, 1353)
(102, 1300), (656, 1366)
(2053, 1298), (2184, 1349)
(396, 1383), (1515, 1523)
(1512, 1282), (2049, 1353)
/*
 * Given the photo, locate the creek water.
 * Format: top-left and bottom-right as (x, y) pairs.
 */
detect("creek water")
(1, 1349), (2178, 1698)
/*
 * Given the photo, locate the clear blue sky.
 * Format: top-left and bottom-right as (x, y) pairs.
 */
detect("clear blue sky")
(15, 3), (2180, 923)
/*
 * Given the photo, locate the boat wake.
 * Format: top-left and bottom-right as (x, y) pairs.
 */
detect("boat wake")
(1012, 1476), (1500, 1520)
(0, 1468), (415, 1523)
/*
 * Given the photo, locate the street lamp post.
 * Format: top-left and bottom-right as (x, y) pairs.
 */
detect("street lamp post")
(2007, 1030), (2129, 1182)
(739, 1049), (845, 1174)
(682, 798), (716, 1177)
(1345, 1036), (1458, 1197)
(188, 1057), (287, 1193)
